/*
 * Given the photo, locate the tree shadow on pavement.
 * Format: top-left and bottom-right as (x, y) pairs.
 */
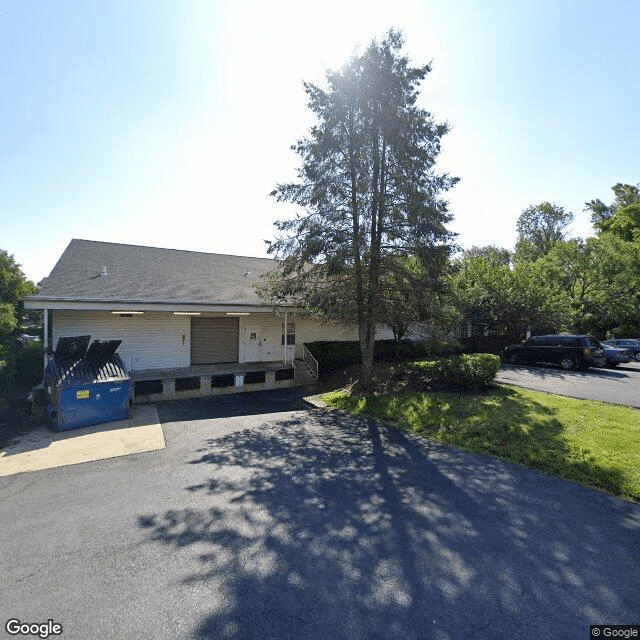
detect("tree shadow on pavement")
(137, 408), (640, 640)
(155, 387), (314, 424)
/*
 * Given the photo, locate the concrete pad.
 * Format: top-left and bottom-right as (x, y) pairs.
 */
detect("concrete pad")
(0, 404), (164, 477)
(302, 393), (329, 409)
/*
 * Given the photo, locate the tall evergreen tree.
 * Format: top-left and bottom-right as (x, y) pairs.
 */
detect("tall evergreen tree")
(263, 30), (458, 392)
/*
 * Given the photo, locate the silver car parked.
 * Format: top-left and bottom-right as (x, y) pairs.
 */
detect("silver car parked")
(597, 342), (632, 368)
(602, 339), (640, 362)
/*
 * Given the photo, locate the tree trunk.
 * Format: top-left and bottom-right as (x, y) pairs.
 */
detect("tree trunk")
(358, 128), (384, 394)
(359, 321), (376, 393)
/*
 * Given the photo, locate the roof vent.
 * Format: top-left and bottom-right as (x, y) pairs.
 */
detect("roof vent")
(91, 266), (108, 280)
(244, 270), (251, 277)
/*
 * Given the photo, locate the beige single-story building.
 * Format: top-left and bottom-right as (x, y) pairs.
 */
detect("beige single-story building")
(25, 239), (393, 402)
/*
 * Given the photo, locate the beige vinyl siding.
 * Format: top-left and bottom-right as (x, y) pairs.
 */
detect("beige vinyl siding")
(191, 317), (239, 364)
(295, 318), (394, 354)
(238, 313), (394, 362)
(53, 310), (396, 370)
(52, 310), (191, 371)
(244, 315), (294, 362)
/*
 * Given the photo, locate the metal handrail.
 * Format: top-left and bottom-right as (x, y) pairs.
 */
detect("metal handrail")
(302, 345), (319, 380)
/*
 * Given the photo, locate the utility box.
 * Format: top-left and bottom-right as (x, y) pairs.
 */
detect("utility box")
(44, 336), (130, 431)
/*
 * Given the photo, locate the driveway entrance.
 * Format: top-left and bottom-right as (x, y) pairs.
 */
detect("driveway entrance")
(1, 389), (638, 639)
(497, 361), (640, 407)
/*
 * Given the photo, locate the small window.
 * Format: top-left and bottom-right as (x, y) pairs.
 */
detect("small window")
(281, 322), (295, 345)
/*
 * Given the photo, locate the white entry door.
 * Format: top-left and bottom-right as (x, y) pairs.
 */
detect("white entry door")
(244, 325), (263, 362)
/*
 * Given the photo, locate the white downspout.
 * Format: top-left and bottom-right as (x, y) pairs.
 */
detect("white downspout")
(284, 310), (288, 366)
(43, 308), (49, 369)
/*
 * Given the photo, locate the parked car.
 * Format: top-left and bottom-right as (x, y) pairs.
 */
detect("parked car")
(597, 342), (632, 368)
(602, 339), (640, 362)
(504, 335), (604, 370)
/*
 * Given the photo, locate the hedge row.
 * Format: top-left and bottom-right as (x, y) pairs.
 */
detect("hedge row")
(413, 353), (501, 389)
(305, 338), (461, 373)
(0, 341), (16, 403)
(0, 340), (43, 402)
(0, 359), (8, 404)
(610, 325), (640, 339)
(457, 335), (521, 357)
(16, 341), (44, 388)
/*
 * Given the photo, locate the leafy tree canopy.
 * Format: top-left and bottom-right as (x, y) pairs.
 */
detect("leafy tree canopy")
(461, 245), (511, 267)
(0, 250), (36, 345)
(539, 235), (640, 335)
(514, 202), (573, 263)
(586, 183), (640, 242)
(451, 253), (570, 339)
(0, 250), (36, 306)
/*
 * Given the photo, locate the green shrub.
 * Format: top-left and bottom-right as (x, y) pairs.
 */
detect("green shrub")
(0, 358), (7, 387)
(305, 338), (462, 374)
(609, 325), (640, 339)
(413, 353), (501, 389)
(0, 360), (7, 409)
(19, 325), (43, 338)
(16, 341), (44, 388)
(458, 334), (521, 356)
(305, 341), (361, 371)
(0, 340), (17, 397)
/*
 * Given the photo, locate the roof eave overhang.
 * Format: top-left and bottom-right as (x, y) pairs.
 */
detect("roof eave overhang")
(23, 297), (296, 313)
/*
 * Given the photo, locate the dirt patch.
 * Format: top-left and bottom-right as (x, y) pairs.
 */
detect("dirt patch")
(318, 361), (433, 396)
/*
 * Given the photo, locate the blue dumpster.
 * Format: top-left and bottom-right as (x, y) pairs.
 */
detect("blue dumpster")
(45, 336), (130, 431)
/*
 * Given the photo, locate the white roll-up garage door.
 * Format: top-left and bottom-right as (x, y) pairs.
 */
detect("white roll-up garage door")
(190, 317), (239, 364)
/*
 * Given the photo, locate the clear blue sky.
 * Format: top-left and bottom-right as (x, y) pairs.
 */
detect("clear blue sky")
(1, 0), (638, 283)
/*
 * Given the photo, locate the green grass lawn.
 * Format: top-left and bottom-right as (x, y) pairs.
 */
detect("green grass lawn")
(323, 384), (640, 502)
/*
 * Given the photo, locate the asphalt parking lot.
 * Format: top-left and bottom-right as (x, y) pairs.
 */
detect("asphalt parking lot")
(1, 388), (639, 640)
(497, 360), (640, 408)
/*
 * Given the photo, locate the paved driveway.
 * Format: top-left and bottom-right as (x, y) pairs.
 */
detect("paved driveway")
(1, 389), (639, 639)
(497, 361), (640, 407)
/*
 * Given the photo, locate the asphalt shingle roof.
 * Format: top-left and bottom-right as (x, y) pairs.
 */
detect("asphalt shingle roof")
(32, 239), (277, 305)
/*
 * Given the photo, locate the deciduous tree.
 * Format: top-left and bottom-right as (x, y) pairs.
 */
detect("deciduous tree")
(514, 202), (573, 262)
(0, 250), (35, 340)
(461, 245), (511, 267)
(586, 183), (640, 242)
(539, 236), (640, 335)
(451, 254), (570, 339)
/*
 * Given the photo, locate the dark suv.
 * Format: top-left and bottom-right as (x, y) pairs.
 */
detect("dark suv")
(504, 335), (604, 370)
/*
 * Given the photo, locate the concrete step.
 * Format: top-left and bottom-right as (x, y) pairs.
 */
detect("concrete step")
(295, 375), (317, 385)
(293, 360), (318, 384)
